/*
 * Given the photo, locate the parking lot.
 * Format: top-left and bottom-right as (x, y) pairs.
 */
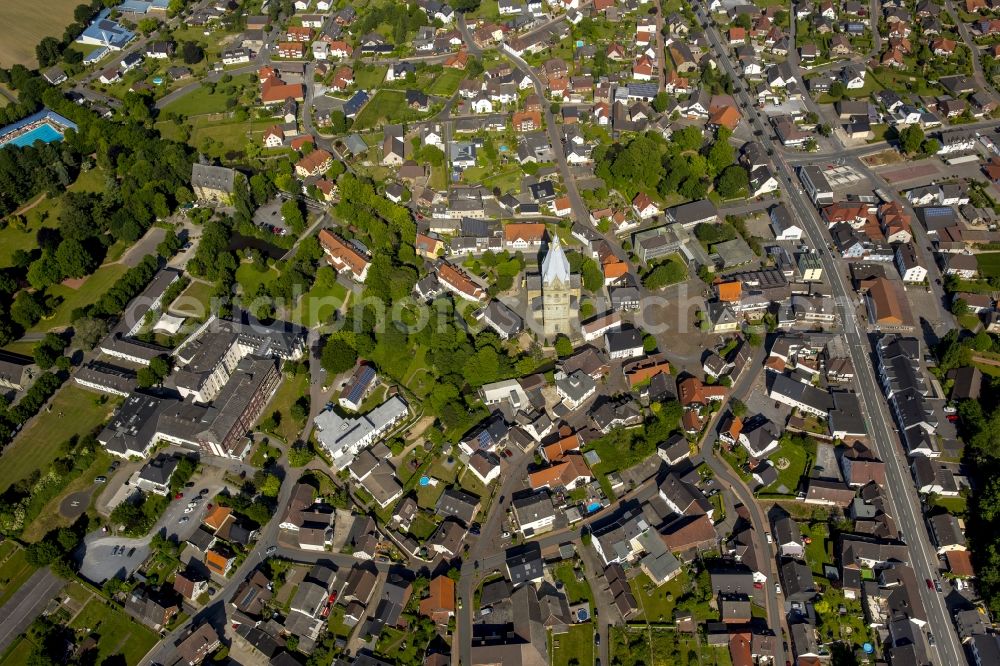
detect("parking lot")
(78, 535), (151, 584)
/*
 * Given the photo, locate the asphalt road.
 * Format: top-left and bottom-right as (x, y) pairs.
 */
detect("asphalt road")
(698, 3), (967, 663)
(0, 567), (64, 654)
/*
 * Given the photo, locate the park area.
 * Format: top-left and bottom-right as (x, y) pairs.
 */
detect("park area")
(0, 385), (120, 490)
(68, 593), (159, 664)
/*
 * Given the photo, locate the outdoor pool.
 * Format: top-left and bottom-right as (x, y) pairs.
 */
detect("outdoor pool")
(419, 476), (430, 486)
(0, 109), (77, 150)
(6, 123), (63, 147)
(576, 608), (589, 622)
(586, 501), (601, 513)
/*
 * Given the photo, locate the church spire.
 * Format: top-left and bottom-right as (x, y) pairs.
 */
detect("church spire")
(541, 234), (570, 287)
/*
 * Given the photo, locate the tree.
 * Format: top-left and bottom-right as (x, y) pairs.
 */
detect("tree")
(554, 335), (574, 357)
(899, 125), (925, 154)
(33, 333), (66, 370)
(288, 444), (315, 467)
(652, 91), (671, 113)
(643, 334), (658, 353)
(181, 42), (204, 64)
(921, 138), (940, 155)
(321, 335), (357, 374)
(73, 316), (109, 350)
(258, 474), (281, 497)
(828, 81), (846, 99)
(730, 398), (747, 417)
(55, 238), (97, 278)
(281, 198), (305, 234)
(36, 37), (62, 68)
(716, 164), (749, 199)
(951, 297), (969, 316)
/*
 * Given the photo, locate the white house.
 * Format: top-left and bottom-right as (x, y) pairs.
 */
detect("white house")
(471, 97), (494, 113)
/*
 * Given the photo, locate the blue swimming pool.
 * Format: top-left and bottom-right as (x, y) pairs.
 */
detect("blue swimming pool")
(0, 110), (76, 150)
(587, 502), (601, 513)
(6, 123), (63, 147)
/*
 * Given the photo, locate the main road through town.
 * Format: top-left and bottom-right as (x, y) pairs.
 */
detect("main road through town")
(695, 3), (966, 663)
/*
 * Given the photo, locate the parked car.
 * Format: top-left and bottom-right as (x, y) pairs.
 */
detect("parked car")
(178, 516), (189, 524)
(95, 476), (107, 483)
(935, 579), (943, 593)
(127, 547), (136, 557)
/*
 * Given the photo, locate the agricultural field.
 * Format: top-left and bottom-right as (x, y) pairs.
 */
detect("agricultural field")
(0, 0), (79, 67)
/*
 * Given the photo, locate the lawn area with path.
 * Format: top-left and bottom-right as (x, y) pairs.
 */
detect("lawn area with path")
(629, 571), (687, 623)
(261, 369), (310, 444)
(293, 279), (349, 327)
(169, 280), (216, 319)
(0, 386), (121, 490)
(28, 264), (130, 333)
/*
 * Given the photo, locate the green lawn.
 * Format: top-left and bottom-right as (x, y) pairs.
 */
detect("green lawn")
(929, 495), (968, 516)
(236, 261), (281, 297)
(353, 65), (388, 89)
(429, 68), (464, 96)
(353, 89), (425, 130)
(630, 571), (686, 623)
(260, 369), (310, 443)
(976, 252), (1000, 278)
(611, 626), (731, 666)
(29, 263), (130, 333)
(161, 84), (239, 116)
(0, 385), (120, 490)
(293, 279), (349, 327)
(21, 448), (114, 542)
(0, 543), (36, 607)
(959, 313), (982, 330)
(376, 627), (425, 664)
(760, 438), (815, 495)
(801, 520), (832, 574)
(409, 512), (438, 540)
(0, 637), (34, 666)
(169, 280), (215, 319)
(553, 562), (593, 607)
(68, 597), (159, 664)
(551, 623), (594, 666)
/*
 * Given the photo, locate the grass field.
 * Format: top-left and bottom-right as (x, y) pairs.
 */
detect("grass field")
(0, 0), (80, 67)
(68, 596), (159, 664)
(161, 84), (245, 116)
(761, 438), (815, 495)
(29, 263), (130, 332)
(630, 572), (686, 623)
(261, 370), (310, 443)
(293, 279), (349, 327)
(170, 280), (216, 319)
(0, 636), (34, 666)
(976, 252), (1000, 278)
(21, 448), (114, 542)
(0, 542), (36, 607)
(353, 90), (424, 130)
(551, 623), (594, 666)
(0, 385), (120, 490)
(236, 261), (281, 297)
(429, 68), (464, 96)
(353, 65), (388, 90)
(552, 562), (593, 607)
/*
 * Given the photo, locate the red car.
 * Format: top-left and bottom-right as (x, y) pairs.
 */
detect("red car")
(754, 582), (763, 590)
(926, 578), (934, 590)
(174, 493), (183, 500)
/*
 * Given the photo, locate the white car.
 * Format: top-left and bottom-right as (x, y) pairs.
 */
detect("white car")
(178, 516), (190, 524)
(187, 502), (197, 508)
(183, 507), (195, 514)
